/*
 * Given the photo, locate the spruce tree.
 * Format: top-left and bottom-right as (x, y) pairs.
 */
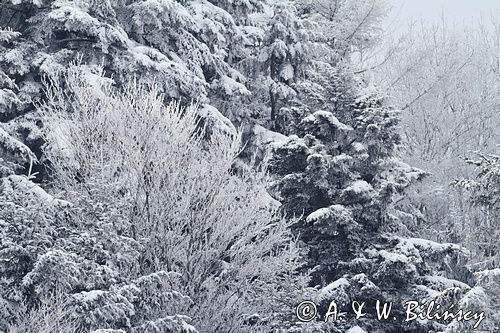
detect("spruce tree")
(262, 51), (472, 333)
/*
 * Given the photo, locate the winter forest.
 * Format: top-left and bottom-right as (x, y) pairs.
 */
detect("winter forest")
(0, 0), (498, 332)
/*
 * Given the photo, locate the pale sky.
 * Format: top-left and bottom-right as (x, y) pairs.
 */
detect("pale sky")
(385, 0), (500, 34)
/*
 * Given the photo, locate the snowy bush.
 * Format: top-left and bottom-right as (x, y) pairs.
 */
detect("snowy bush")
(38, 66), (308, 332)
(0, 170), (195, 332)
(4, 290), (79, 333)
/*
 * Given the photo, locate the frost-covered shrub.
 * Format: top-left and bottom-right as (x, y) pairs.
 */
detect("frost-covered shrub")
(39, 66), (308, 332)
(0, 172), (195, 333)
(4, 291), (79, 333)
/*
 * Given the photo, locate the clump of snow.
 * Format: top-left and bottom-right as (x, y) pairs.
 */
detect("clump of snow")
(414, 284), (440, 298)
(475, 268), (500, 282)
(352, 273), (378, 292)
(242, 25), (265, 42)
(43, 120), (80, 170)
(189, 0), (234, 26)
(376, 249), (411, 264)
(180, 320), (198, 333)
(347, 325), (367, 333)
(306, 153), (326, 165)
(130, 44), (180, 71)
(256, 189), (281, 211)
(197, 104), (236, 136)
(48, 0), (101, 36)
(423, 275), (469, 290)
(365, 248), (417, 274)
(346, 180), (373, 194)
(0, 27), (21, 43)
(318, 277), (350, 299)
(306, 207), (331, 223)
(4, 175), (72, 207)
(280, 63), (294, 81)
(324, 277), (350, 291)
(397, 237), (467, 256)
(302, 110), (353, 131)
(3, 49), (29, 75)
(253, 125), (287, 146)
(379, 158), (428, 184)
(332, 153), (353, 164)
(352, 142), (367, 152)
(306, 204), (354, 228)
(276, 135), (307, 151)
(78, 290), (106, 303)
(216, 75), (250, 96)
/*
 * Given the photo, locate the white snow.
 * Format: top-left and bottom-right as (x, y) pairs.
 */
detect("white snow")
(379, 158), (427, 184)
(325, 277), (350, 290)
(253, 124), (287, 146)
(242, 25), (265, 40)
(352, 142), (367, 152)
(330, 204), (347, 212)
(0, 27), (21, 43)
(398, 237), (466, 255)
(189, 0), (234, 25)
(271, 40), (288, 58)
(302, 110), (353, 131)
(48, 0), (101, 36)
(319, 277), (350, 298)
(80, 66), (115, 89)
(422, 275), (470, 290)
(346, 180), (373, 194)
(347, 325), (367, 333)
(414, 284), (440, 298)
(332, 153), (353, 163)
(376, 249), (411, 263)
(130, 45), (184, 73)
(280, 63), (294, 81)
(181, 320), (198, 332)
(306, 207), (331, 223)
(79, 290), (106, 303)
(5, 175), (72, 207)
(257, 190), (281, 211)
(459, 286), (489, 310)
(306, 153), (324, 163)
(218, 75), (250, 96)
(197, 104), (236, 136)
(306, 205), (351, 224)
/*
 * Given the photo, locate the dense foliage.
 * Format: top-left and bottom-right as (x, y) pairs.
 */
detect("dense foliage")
(0, 0), (498, 332)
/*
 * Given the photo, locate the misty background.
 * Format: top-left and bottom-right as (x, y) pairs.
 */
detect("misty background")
(387, 0), (500, 32)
